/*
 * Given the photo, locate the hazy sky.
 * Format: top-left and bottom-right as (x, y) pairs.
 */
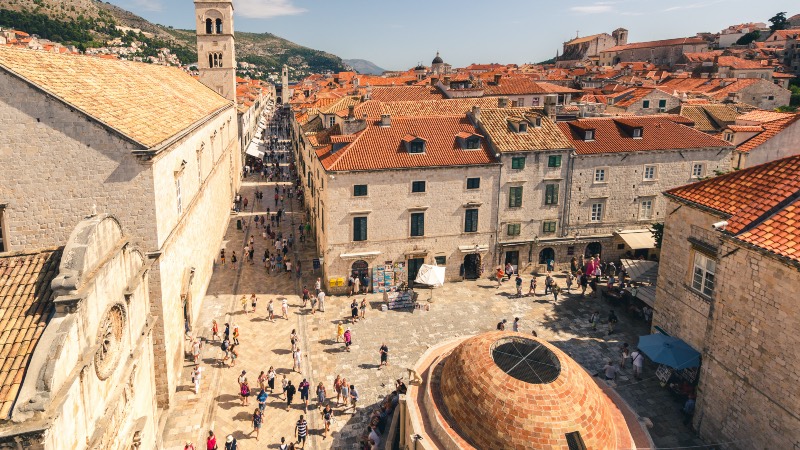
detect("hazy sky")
(113, 0), (796, 70)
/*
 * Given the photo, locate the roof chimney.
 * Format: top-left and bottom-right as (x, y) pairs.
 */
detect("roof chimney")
(497, 97), (509, 108)
(443, 76), (451, 87)
(494, 74), (502, 85)
(471, 105), (482, 123)
(380, 114), (391, 127)
(347, 105), (355, 119)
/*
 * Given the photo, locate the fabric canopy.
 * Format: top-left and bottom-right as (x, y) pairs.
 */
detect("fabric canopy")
(624, 285), (656, 307)
(616, 229), (656, 249)
(414, 264), (446, 287)
(620, 259), (659, 284)
(637, 334), (701, 370)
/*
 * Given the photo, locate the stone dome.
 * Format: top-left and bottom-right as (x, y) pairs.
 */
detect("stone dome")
(432, 52), (444, 64)
(439, 332), (629, 450)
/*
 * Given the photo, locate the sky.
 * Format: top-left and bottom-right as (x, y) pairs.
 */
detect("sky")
(113, 0), (797, 70)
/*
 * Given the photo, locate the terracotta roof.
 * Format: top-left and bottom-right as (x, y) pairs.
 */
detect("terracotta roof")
(368, 86), (445, 102)
(603, 37), (707, 53)
(736, 114), (800, 153)
(608, 87), (674, 108)
(557, 116), (729, 155)
(317, 96), (361, 115)
(716, 56), (768, 70)
(0, 47), (230, 148)
(680, 105), (735, 133)
(353, 97), (506, 118)
(658, 77), (762, 101)
(565, 33), (607, 46)
(0, 248), (62, 419)
(666, 155), (800, 262)
(736, 109), (794, 124)
(478, 107), (573, 152)
(317, 115), (497, 171)
(727, 125), (764, 132)
(484, 78), (580, 96)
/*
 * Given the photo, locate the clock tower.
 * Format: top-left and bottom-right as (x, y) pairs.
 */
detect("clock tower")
(195, 0), (237, 102)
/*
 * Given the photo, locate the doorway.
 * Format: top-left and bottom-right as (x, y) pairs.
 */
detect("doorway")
(504, 250), (519, 267)
(407, 258), (425, 284)
(351, 260), (370, 291)
(585, 242), (602, 259)
(538, 247), (555, 265)
(463, 253), (481, 280)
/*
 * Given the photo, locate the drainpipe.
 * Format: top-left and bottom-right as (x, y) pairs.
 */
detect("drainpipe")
(561, 150), (577, 238)
(493, 155), (503, 267)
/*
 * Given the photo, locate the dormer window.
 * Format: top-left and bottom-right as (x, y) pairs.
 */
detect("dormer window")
(465, 137), (480, 149)
(518, 122), (528, 133)
(410, 141), (425, 153)
(632, 127), (643, 138)
(723, 132), (733, 142)
(584, 130), (595, 141)
(533, 117), (542, 128)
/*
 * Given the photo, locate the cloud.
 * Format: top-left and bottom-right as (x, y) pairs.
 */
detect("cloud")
(132, 0), (162, 11)
(570, 4), (614, 13)
(235, 0), (307, 19)
(661, 0), (723, 12)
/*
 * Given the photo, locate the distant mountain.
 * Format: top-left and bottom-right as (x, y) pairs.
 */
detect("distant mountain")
(0, 0), (347, 79)
(343, 58), (387, 75)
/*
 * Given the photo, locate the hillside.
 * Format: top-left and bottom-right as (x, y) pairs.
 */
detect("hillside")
(343, 58), (386, 75)
(0, 0), (347, 79)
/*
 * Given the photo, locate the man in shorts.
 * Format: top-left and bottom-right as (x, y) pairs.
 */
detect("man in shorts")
(295, 415), (307, 448)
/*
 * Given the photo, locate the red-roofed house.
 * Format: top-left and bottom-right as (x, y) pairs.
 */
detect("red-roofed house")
(605, 87), (680, 115)
(720, 111), (800, 168)
(296, 113), (500, 286)
(555, 116), (732, 260)
(654, 154), (800, 450)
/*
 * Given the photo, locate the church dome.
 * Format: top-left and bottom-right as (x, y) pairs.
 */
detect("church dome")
(438, 332), (629, 449)
(432, 52), (444, 64)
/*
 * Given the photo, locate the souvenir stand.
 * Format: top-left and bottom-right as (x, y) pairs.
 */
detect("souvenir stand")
(374, 261), (417, 309)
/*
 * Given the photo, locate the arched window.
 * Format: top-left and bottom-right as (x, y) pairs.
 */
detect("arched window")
(216, 18), (223, 34)
(208, 52), (223, 68)
(538, 248), (555, 265)
(205, 18), (213, 34)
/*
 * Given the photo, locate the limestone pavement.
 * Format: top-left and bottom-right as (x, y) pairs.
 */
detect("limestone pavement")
(162, 139), (709, 450)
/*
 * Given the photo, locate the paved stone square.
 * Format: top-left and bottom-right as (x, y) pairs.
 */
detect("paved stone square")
(162, 135), (709, 450)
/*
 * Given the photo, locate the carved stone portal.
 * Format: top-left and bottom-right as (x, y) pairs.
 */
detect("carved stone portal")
(94, 304), (126, 380)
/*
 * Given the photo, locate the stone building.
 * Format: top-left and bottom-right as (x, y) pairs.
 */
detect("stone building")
(719, 110), (800, 169)
(599, 37), (708, 67)
(400, 332), (651, 449)
(0, 44), (240, 409)
(605, 87), (680, 115)
(557, 28), (628, 68)
(470, 107), (573, 272)
(556, 116), (732, 262)
(653, 155), (800, 449)
(297, 112), (499, 286)
(658, 77), (791, 110)
(195, 0), (237, 102)
(0, 215), (158, 449)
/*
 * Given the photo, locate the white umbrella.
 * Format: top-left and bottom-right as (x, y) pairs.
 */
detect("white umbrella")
(414, 264), (446, 302)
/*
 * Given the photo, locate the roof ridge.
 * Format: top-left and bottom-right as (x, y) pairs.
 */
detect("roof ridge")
(734, 188), (800, 237)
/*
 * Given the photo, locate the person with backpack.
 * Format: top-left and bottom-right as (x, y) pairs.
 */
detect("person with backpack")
(220, 339), (230, 366)
(285, 381), (296, 410)
(515, 275), (523, 297)
(552, 284), (562, 303)
(224, 435), (237, 450)
(257, 388), (269, 412)
(607, 310), (619, 335)
(239, 375), (250, 406)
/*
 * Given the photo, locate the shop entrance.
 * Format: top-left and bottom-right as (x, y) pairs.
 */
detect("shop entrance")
(585, 242), (602, 259)
(504, 250), (519, 267)
(463, 253), (481, 280)
(407, 258), (425, 284)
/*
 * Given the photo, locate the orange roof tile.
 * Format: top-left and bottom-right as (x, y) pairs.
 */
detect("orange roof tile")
(0, 249), (62, 419)
(557, 116), (728, 155)
(317, 115), (497, 171)
(736, 114), (800, 153)
(484, 78), (580, 96)
(369, 86), (445, 102)
(716, 56), (768, 70)
(666, 155), (800, 262)
(727, 125), (764, 132)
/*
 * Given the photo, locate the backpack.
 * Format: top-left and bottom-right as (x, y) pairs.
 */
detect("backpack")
(241, 384), (250, 396)
(221, 340), (229, 352)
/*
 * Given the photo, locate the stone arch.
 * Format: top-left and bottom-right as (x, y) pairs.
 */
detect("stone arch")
(205, 18), (213, 34)
(585, 242), (602, 258)
(538, 247), (555, 265)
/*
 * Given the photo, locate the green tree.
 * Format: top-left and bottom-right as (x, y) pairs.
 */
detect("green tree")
(735, 30), (760, 45)
(651, 223), (664, 249)
(769, 12), (788, 32)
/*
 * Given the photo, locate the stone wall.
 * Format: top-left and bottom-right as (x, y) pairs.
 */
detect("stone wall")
(321, 164), (499, 282)
(566, 147), (732, 239)
(0, 70), (157, 252)
(607, 90), (681, 116)
(739, 119), (800, 168)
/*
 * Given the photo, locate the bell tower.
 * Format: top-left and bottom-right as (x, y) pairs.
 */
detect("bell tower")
(195, 0), (237, 102)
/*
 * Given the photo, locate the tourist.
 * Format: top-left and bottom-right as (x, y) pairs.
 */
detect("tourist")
(336, 322), (344, 343)
(350, 300), (359, 323)
(315, 278), (322, 295)
(570, 256), (578, 275)
(344, 328), (352, 352)
(369, 424), (381, 448)
(607, 310), (619, 335)
(240, 295), (249, 314)
(220, 338), (230, 366)
(579, 270), (588, 297)
(334, 375), (344, 405)
(620, 343), (630, 369)
(239, 373), (250, 406)
(310, 294), (317, 315)
(279, 437), (288, 450)
(349, 385), (359, 412)
(206, 431), (217, 450)
(211, 320), (220, 341)
(512, 317), (520, 332)
(285, 380), (296, 410)
(192, 337), (202, 364)
(590, 310), (600, 331)
(603, 360), (617, 381)
(299, 378), (311, 411)
(251, 408), (263, 441)
(359, 298), (367, 319)
(224, 435), (237, 450)
(316, 382), (327, 407)
(258, 371), (268, 391)
(340, 380), (350, 407)
(348, 275), (355, 296)
(566, 272), (574, 292)
(232, 324), (240, 345)
(497, 319), (507, 331)
(230, 251), (237, 270)
(228, 344), (238, 367)
(379, 342), (389, 368)
(321, 403), (333, 439)
(295, 415), (308, 447)
(302, 286), (309, 308)
(267, 299), (275, 322)
(353, 276), (361, 295)
(552, 284), (561, 303)
(544, 272), (553, 294)
(282, 298), (289, 319)
(317, 289), (326, 313)
(220, 249), (226, 267)
(257, 388), (268, 412)
(630, 348), (644, 379)
(250, 294), (258, 313)
(515, 275), (522, 297)
(290, 329), (298, 352)
(268, 366), (276, 392)
(293, 347), (303, 373)
(495, 266), (504, 288)
(279, 374), (288, 399)
(528, 277), (537, 296)
(192, 365), (202, 395)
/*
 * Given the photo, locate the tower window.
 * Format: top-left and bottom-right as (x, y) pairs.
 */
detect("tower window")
(206, 19), (213, 34)
(216, 18), (223, 34)
(208, 52), (223, 68)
